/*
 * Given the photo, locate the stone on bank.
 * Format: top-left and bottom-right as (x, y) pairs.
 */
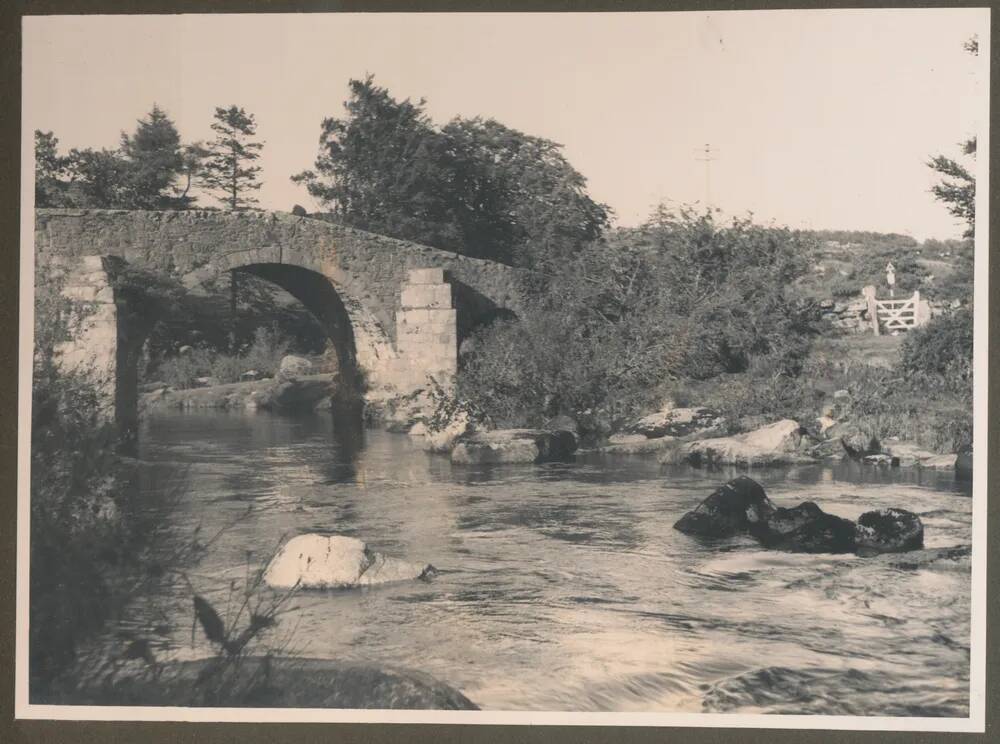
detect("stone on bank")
(664, 419), (815, 467)
(277, 354), (313, 381)
(624, 406), (724, 439)
(450, 428), (578, 465)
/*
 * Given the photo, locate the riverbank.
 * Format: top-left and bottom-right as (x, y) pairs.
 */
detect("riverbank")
(140, 373), (337, 413)
(141, 366), (971, 480)
(43, 656), (478, 710)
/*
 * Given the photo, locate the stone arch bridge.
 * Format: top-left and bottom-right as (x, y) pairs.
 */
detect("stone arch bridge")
(35, 209), (532, 437)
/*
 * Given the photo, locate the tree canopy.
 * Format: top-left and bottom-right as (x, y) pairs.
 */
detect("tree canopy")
(35, 105), (195, 210)
(293, 76), (609, 267)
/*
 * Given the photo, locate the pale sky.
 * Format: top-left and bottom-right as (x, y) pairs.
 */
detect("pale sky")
(23, 9), (989, 241)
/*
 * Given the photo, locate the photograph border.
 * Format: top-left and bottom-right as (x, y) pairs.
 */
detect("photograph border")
(3, 1), (996, 741)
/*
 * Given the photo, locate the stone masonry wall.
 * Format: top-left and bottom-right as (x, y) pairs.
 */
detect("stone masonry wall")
(52, 256), (120, 421)
(389, 268), (458, 391)
(34, 209), (532, 342)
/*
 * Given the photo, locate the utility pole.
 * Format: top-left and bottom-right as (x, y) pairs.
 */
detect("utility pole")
(694, 143), (718, 210)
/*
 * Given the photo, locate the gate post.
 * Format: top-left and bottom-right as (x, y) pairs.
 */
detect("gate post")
(862, 285), (879, 336)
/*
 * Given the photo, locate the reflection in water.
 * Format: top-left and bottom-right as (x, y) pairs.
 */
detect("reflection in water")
(326, 397), (365, 483)
(119, 409), (972, 716)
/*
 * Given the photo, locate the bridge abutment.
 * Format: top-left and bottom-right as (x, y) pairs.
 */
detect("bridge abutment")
(390, 268), (458, 391)
(53, 256), (140, 448)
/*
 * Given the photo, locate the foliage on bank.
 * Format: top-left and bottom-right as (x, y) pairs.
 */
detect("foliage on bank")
(447, 207), (820, 436)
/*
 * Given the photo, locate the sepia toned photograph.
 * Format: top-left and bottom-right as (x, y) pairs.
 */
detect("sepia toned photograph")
(15, 8), (989, 730)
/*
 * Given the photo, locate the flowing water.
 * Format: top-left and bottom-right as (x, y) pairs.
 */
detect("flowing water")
(122, 409), (972, 716)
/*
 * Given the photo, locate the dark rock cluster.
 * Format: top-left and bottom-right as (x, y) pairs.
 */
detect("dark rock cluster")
(673, 475), (924, 555)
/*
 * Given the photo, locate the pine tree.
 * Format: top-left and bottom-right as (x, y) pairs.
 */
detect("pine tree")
(120, 104), (187, 209)
(203, 106), (264, 210)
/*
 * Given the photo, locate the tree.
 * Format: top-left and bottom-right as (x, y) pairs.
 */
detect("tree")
(36, 106), (198, 210)
(444, 117), (610, 267)
(64, 147), (132, 209)
(928, 36), (978, 239)
(119, 105), (189, 209)
(292, 77), (467, 249)
(178, 142), (210, 204)
(293, 76), (609, 267)
(928, 144), (976, 239)
(34, 130), (70, 207)
(202, 106), (264, 210)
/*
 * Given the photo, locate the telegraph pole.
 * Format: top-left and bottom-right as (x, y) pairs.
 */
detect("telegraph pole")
(695, 143), (718, 209)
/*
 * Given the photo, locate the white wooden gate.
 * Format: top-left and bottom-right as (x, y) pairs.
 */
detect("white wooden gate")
(861, 287), (930, 336)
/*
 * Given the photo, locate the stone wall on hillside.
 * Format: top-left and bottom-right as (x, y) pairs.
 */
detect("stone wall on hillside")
(818, 295), (953, 334)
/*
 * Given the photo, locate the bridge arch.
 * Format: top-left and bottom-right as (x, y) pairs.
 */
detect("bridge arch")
(35, 208), (533, 441)
(226, 261), (394, 391)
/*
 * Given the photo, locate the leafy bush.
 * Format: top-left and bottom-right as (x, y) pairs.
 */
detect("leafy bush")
(825, 360), (972, 453)
(698, 366), (823, 435)
(899, 308), (973, 399)
(30, 274), (141, 690)
(918, 238), (974, 302)
(241, 326), (291, 377)
(154, 325), (292, 388)
(449, 208), (818, 434)
(30, 357), (127, 686)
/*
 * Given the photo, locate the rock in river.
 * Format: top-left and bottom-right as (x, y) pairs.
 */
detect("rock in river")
(854, 508), (924, 554)
(675, 477), (925, 557)
(264, 534), (434, 590)
(757, 501), (857, 554)
(451, 428), (577, 465)
(665, 419), (813, 467)
(673, 475), (776, 538)
(410, 410), (473, 453)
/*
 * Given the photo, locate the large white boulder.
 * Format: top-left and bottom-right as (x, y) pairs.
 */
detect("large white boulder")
(264, 534), (433, 590)
(665, 419), (812, 467)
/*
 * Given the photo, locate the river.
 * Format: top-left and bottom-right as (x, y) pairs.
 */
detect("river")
(121, 409), (972, 716)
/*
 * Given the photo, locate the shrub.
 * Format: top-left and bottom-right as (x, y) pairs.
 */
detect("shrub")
(29, 273), (139, 690)
(154, 325), (293, 389)
(239, 325), (291, 377)
(830, 361), (972, 453)
(699, 364), (823, 434)
(450, 207), (818, 433)
(899, 308), (973, 399)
